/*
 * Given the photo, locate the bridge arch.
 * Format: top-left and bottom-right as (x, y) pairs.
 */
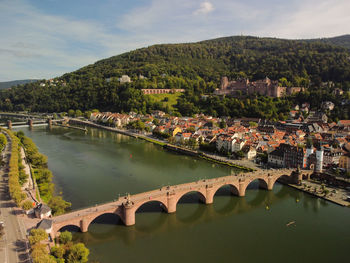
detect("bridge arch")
(52, 223), (82, 240)
(213, 183), (240, 197)
(241, 177), (269, 196)
(134, 199), (169, 214)
(87, 212), (124, 232)
(176, 189), (207, 206)
(57, 224), (81, 233)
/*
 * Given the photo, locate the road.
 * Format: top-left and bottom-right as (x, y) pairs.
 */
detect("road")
(0, 132), (31, 263)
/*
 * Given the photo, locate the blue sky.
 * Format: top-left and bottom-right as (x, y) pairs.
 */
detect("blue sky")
(0, 0), (349, 81)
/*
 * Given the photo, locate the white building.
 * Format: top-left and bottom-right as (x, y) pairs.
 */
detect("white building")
(34, 203), (52, 219)
(315, 147), (324, 172)
(232, 139), (246, 153)
(118, 75), (131, 83)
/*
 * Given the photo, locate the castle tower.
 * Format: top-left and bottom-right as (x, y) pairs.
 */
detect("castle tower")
(315, 146), (324, 173)
(220, 77), (229, 90)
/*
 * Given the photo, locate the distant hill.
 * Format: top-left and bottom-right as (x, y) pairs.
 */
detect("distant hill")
(0, 79), (38, 90)
(308, 35), (350, 50)
(0, 35), (350, 119)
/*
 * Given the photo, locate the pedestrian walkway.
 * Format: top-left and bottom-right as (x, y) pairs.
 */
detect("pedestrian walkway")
(0, 132), (31, 263)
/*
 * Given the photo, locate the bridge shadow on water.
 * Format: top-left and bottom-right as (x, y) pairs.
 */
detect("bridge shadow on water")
(72, 183), (330, 247)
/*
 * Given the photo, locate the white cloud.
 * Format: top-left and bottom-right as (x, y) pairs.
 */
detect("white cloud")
(257, 0), (350, 39)
(193, 1), (214, 15)
(1, 0), (349, 81)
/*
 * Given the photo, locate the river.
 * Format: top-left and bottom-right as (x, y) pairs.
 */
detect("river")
(20, 126), (350, 263)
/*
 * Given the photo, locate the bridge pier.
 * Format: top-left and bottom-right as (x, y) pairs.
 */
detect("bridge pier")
(47, 118), (52, 127)
(80, 219), (89, 232)
(238, 179), (246, 197)
(123, 202), (135, 226)
(28, 119), (33, 128)
(267, 175), (274, 191)
(7, 120), (12, 129)
(205, 186), (214, 204)
(167, 193), (177, 213)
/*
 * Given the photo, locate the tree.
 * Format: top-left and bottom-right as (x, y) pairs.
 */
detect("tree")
(68, 110), (75, 117)
(22, 200), (34, 210)
(32, 244), (56, 263)
(152, 118), (159, 125)
(48, 196), (72, 215)
(29, 229), (48, 245)
(67, 243), (89, 263)
(59, 230), (72, 244)
(51, 245), (66, 259)
(75, 110), (83, 117)
(219, 121), (227, 129)
(188, 138), (197, 148)
(186, 126), (195, 133)
(249, 122), (258, 127)
(84, 111), (92, 119)
(0, 133), (7, 151)
(236, 150), (245, 159)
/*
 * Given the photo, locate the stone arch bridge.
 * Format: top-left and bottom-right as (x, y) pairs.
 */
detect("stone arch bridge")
(51, 169), (312, 239)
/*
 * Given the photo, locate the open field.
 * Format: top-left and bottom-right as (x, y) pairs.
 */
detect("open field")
(145, 93), (181, 111)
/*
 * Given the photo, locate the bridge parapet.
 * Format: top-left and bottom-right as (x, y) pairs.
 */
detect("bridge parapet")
(51, 168), (310, 237)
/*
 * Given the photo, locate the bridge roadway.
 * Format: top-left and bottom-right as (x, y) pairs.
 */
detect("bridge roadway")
(50, 168), (312, 239)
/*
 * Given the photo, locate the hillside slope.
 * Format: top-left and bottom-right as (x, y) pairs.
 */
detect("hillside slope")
(309, 35), (350, 50)
(0, 36), (350, 119)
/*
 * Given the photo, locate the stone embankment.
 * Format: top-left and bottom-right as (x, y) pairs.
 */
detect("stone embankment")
(287, 181), (350, 207)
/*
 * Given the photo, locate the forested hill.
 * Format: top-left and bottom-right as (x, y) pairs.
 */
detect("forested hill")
(1, 36), (350, 121)
(308, 35), (350, 50)
(0, 79), (38, 90)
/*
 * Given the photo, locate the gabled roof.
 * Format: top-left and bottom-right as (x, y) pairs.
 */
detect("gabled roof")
(35, 203), (51, 214)
(37, 219), (53, 230)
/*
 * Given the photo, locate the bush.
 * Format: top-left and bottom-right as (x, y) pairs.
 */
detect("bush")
(59, 231), (72, 244)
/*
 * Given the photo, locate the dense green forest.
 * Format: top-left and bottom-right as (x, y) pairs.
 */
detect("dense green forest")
(0, 79), (38, 90)
(1, 35), (350, 120)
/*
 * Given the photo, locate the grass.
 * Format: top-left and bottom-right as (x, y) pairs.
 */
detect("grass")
(139, 136), (167, 146)
(199, 154), (255, 172)
(145, 93), (181, 111)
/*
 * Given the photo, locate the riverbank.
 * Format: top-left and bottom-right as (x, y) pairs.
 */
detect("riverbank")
(287, 181), (350, 207)
(52, 122), (87, 132)
(68, 118), (254, 171)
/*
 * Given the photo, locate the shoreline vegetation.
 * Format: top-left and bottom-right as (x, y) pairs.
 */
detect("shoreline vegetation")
(29, 228), (89, 263)
(1, 128), (71, 215)
(1, 128), (27, 207)
(15, 131), (72, 216)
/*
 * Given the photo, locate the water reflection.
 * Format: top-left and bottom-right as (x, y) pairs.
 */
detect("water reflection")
(74, 184), (307, 246)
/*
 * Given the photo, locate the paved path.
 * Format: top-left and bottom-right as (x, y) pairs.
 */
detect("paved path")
(0, 132), (31, 263)
(20, 147), (39, 204)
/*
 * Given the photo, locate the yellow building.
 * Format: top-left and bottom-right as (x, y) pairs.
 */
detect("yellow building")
(170, 127), (182, 137)
(339, 153), (350, 171)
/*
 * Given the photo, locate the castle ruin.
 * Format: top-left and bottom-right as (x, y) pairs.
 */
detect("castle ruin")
(215, 77), (303, 98)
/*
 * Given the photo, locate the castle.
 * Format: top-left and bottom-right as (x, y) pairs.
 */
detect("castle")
(214, 77), (303, 98)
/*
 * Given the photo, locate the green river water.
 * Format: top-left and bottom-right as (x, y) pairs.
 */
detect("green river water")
(21, 126), (350, 263)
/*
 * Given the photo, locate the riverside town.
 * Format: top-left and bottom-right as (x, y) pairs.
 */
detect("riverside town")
(1, 1), (350, 263)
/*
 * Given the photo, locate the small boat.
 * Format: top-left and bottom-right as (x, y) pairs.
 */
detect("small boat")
(286, 221), (295, 226)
